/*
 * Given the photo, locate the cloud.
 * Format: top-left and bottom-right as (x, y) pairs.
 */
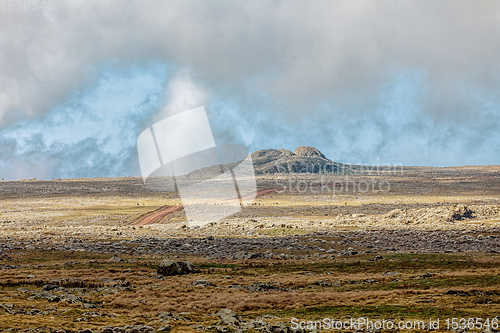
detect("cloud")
(0, 0), (499, 176)
(2, 1), (500, 119)
(0, 63), (167, 179)
(155, 70), (209, 121)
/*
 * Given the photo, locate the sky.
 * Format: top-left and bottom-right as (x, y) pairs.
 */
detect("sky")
(0, 0), (499, 180)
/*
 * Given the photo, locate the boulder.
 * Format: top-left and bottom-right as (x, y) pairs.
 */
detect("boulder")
(450, 204), (475, 221)
(42, 284), (60, 292)
(217, 308), (240, 326)
(34, 292), (60, 302)
(157, 260), (200, 276)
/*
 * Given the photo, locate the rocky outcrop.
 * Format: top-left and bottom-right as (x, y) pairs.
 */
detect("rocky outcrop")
(379, 204), (478, 225)
(251, 146), (342, 174)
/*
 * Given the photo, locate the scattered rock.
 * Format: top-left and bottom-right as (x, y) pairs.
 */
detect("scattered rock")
(244, 281), (287, 292)
(217, 308), (240, 326)
(312, 280), (341, 287)
(157, 312), (188, 322)
(0, 264), (21, 270)
(370, 255), (384, 261)
(78, 329), (93, 333)
(121, 326), (154, 333)
(338, 248), (358, 256)
(232, 251), (263, 259)
(109, 256), (124, 262)
(445, 289), (473, 297)
(157, 260), (200, 276)
(157, 325), (172, 332)
(32, 292), (60, 303)
(59, 293), (84, 304)
(190, 280), (217, 287)
(42, 284), (60, 292)
(444, 289), (495, 297)
(98, 326), (155, 333)
(100, 326), (125, 333)
(271, 324), (290, 333)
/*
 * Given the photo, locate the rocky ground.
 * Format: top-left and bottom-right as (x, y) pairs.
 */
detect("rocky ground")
(0, 164), (498, 332)
(1, 228), (500, 260)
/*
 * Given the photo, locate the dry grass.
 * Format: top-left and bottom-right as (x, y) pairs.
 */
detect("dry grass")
(0, 168), (499, 331)
(0, 249), (498, 331)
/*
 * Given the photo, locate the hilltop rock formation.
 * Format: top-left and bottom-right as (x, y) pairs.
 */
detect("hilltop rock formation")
(250, 146), (342, 174)
(293, 146), (326, 159)
(182, 146), (344, 177)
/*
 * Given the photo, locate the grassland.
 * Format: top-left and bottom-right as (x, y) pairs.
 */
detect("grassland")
(0, 166), (498, 332)
(0, 249), (499, 331)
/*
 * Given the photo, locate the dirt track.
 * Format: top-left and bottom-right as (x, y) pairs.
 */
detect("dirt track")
(134, 188), (281, 225)
(133, 205), (184, 226)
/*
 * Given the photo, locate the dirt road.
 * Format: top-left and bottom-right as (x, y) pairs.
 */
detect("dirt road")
(134, 188), (281, 225)
(133, 205), (184, 226)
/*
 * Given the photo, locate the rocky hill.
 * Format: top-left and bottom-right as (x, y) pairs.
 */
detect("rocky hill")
(250, 146), (341, 174)
(181, 146), (343, 177)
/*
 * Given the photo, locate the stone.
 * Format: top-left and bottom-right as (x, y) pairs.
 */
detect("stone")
(157, 312), (188, 322)
(217, 308), (240, 326)
(271, 324), (289, 333)
(370, 255), (384, 261)
(157, 260), (199, 276)
(59, 293), (83, 304)
(100, 327), (125, 333)
(42, 284), (60, 292)
(35, 292), (60, 302)
(190, 279), (217, 287)
(157, 325), (172, 332)
(123, 326), (155, 333)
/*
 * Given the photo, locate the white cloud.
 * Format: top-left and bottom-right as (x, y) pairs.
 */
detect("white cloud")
(0, 0), (499, 172)
(155, 70), (208, 121)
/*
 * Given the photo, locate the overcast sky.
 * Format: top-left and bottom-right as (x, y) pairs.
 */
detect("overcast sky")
(0, 0), (499, 180)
